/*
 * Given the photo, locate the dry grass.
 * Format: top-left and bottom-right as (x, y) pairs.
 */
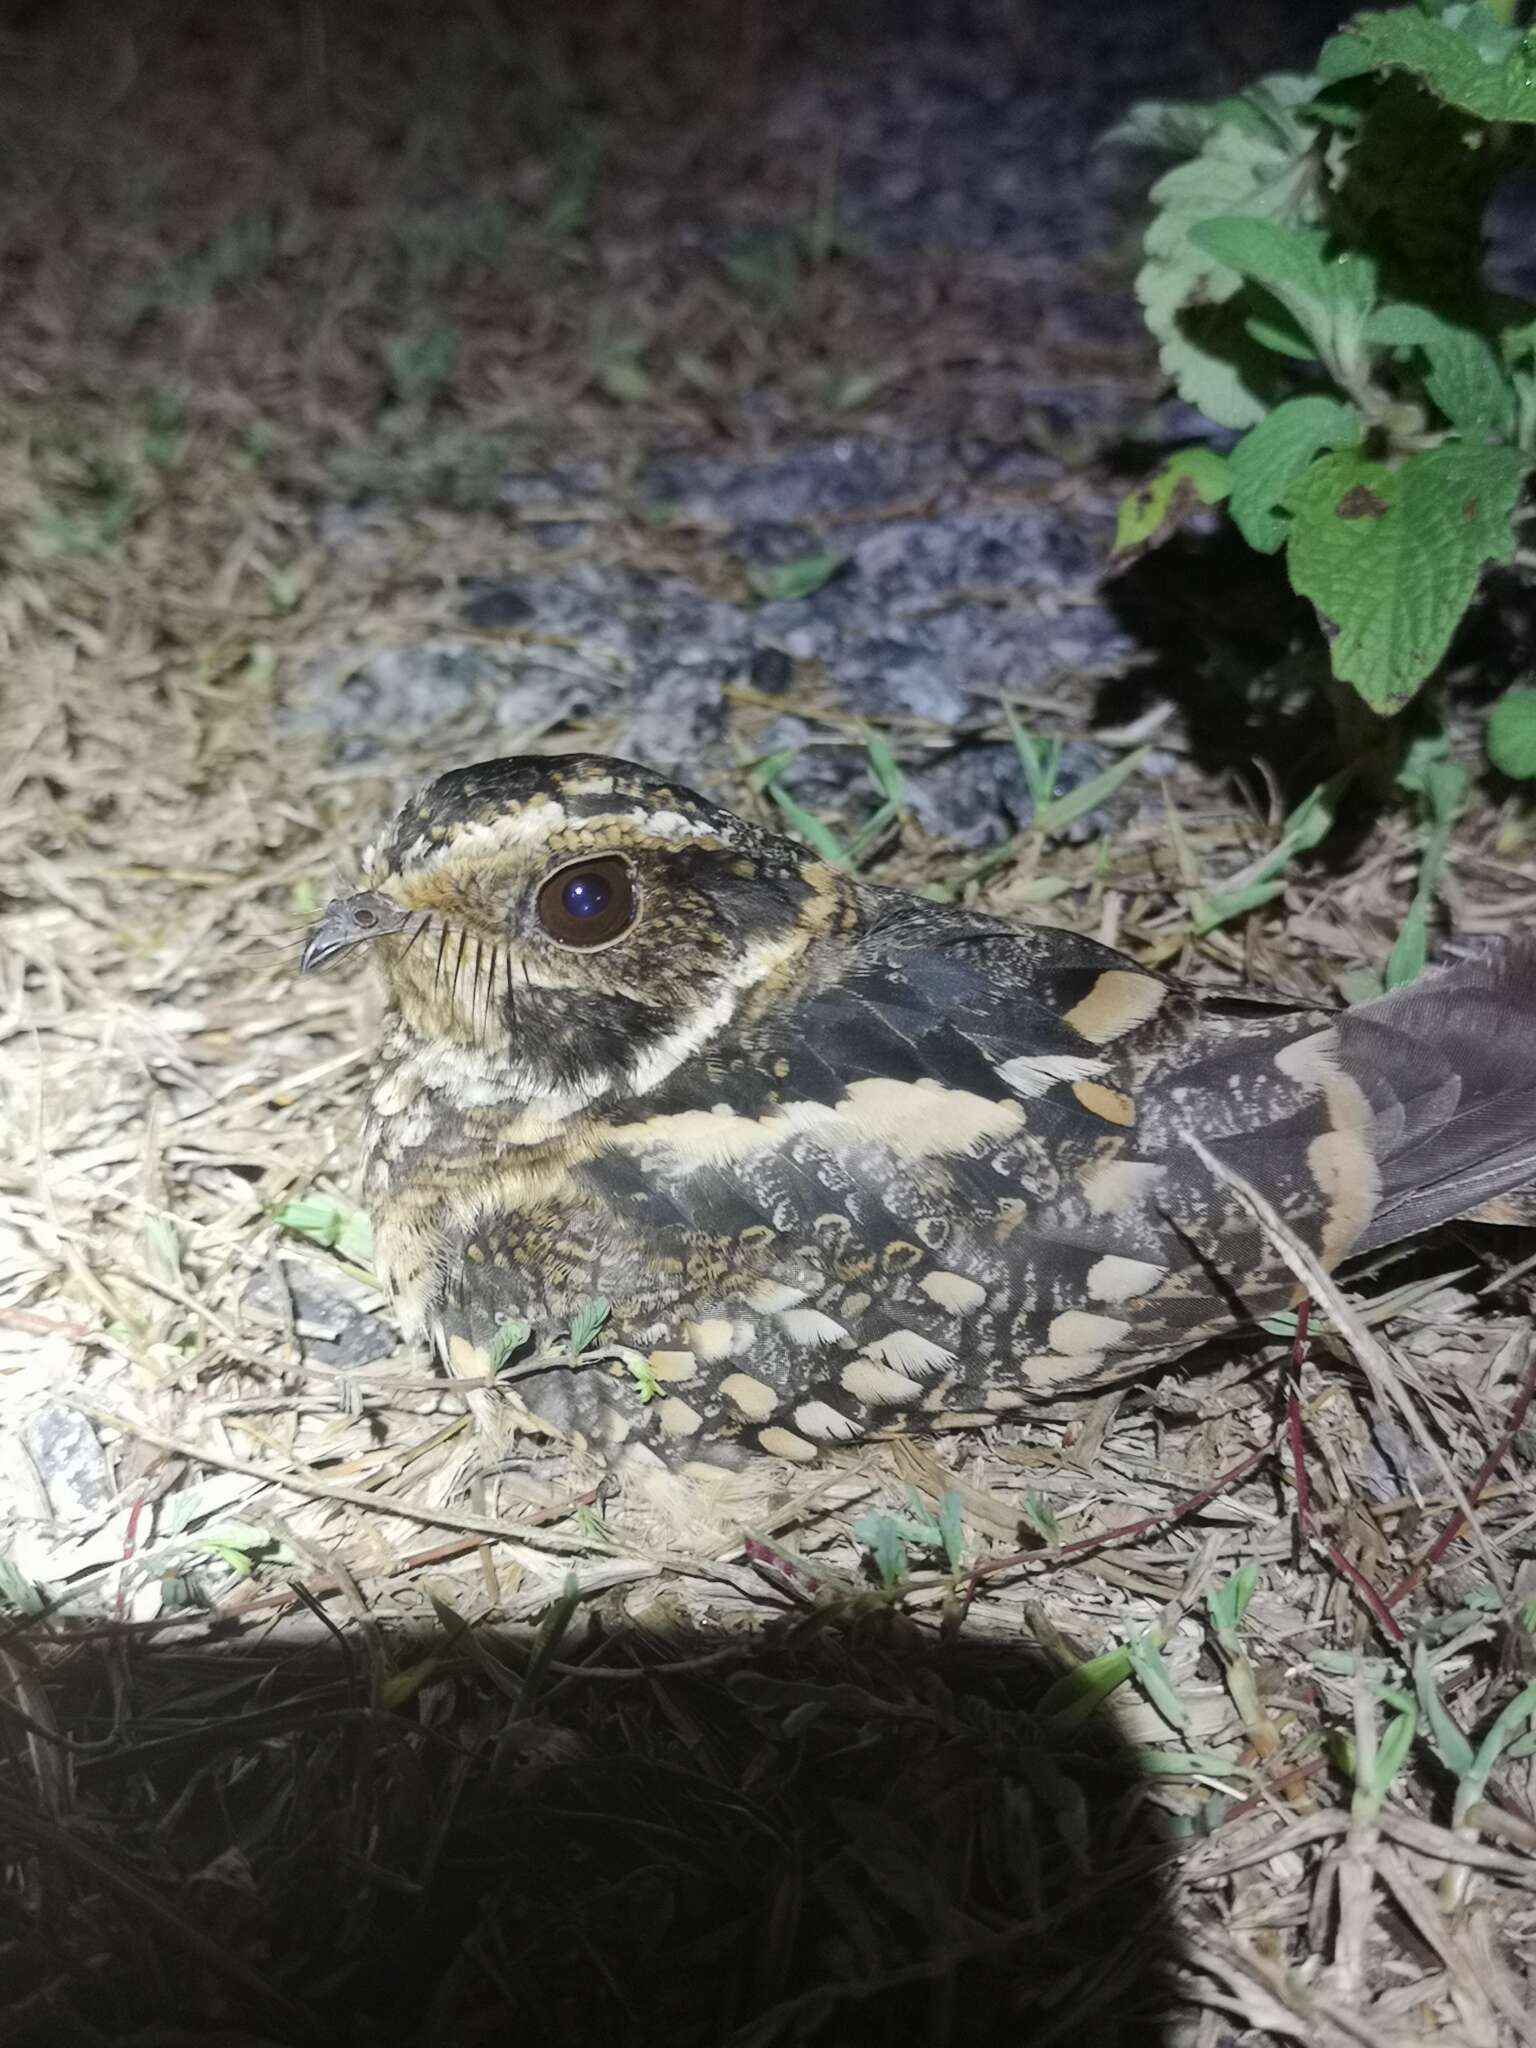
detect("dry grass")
(3, 5), (1536, 2043)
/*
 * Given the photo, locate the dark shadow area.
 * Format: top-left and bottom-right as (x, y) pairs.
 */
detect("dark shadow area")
(0, 1605), (1180, 2048)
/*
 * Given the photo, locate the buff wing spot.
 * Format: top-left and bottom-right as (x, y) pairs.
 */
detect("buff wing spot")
(720, 1372), (780, 1421)
(919, 1270), (987, 1315)
(758, 1426), (819, 1463)
(1072, 1080), (1137, 1127)
(1048, 1309), (1131, 1355)
(1063, 970), (1167, 1045)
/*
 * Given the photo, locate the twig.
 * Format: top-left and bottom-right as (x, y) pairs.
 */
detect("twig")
(1386, 1329), (1536, 1607)
(1184, 1133), (1508, 1603)
(66, 1398), (609, 1558)
(963, 1439), (1272, 1605)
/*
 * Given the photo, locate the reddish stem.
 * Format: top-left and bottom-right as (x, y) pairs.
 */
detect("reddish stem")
(962, 1439), (1273, 1613)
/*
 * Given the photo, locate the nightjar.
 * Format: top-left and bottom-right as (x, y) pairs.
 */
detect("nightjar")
(302, 753), (1536, 1480)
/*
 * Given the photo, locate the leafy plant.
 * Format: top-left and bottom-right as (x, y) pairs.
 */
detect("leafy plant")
(274, 1192), (374, 1269)
(1114, 2), (1536, 743)
(853, 1489), (965, 1590)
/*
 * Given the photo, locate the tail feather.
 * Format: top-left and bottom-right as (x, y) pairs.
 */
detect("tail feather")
(1338, 938), (1536, 1252)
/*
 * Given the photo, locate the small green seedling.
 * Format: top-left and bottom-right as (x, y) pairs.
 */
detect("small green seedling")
(853, 1487), (965, 1590)
(273, 1193), (374, 1269)
(1004, 705), (1148, 841)
(563, 1296), (611, 1362)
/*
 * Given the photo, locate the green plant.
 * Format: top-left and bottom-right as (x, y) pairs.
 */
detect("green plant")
(1114, 2), (1536, 764)
(853, 1488), (965, 1589)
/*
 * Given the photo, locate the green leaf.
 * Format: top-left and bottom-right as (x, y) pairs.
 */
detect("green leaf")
(1243, 305), (1320, 361)
(1283, 441), (1525, 709)
(1488, 688), (1536, 778)
(488, 1318), (532, 1372)
(861, 724), (907, 807)
(1112, 447), (1231, 559)
(747, 745), (799, 794)
(764, 782), (852, 867)
(1021, 1491), (1060, 1546)
(936, 1489), (965, 1573)
(1387, 737), (1467, 987)
(1355, 1694), (1418, 1819)
(1319, 12), (1536, 124)
(853, 1512), (911, 1590)
(1366, 303), (1517, 434)
(624, 1355), (662, 1403)
(1412, 1644), (1475, 1779)
(273, 1193), (373, 1267)
(566, 1296), (610, 1359)
(0, 1555), (45, 1615)
(1190, 217), (1376, 392)
(1040, 1643), (1134, 1729)
(1137, 121), (1323, 430)
(1462, 1681), (1536, 1814)
(1127, 1632), (1190, 1732)
(1386, 904), (1430, 990)
(747, 552), (846, 603)
(1227, 395), (1360, 552)
(1193, 770), (1350, 931)
(1207, 1561), (1260, 1637)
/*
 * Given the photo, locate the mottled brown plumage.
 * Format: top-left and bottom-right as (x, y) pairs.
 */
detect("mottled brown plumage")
(302, 753), (1536, 1479)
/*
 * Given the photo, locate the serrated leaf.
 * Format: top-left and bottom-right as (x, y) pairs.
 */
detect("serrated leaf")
(566, 1296), (610, 1358)
(1137, 123), (1322, 430)
(747, 551), (846, 603)
(488, 1318), (532, 1372)
(1190, 217), (1376, 391)
(1488, 687), (1536, 777)
(1283, 441), (1524, 708)
(1113, 447), (1231, 559)
(1366, 303), (1517, 434)
(1319, 12), (1536, 124)
(1227, 394), (1360, 551)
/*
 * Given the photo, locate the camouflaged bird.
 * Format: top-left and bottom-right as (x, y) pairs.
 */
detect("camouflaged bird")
(301, 753), (1536, 1479)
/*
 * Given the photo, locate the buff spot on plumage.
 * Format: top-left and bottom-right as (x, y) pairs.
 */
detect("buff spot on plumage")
(1063, 970), (1167, 1045)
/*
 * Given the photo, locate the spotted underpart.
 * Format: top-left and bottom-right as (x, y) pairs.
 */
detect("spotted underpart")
(327, 753), (1536, 1473)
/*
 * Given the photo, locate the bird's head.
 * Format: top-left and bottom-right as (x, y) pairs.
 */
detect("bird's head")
(301, 754), (853, 1123)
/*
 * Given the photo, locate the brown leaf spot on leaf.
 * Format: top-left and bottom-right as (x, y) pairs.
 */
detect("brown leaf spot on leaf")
(1463, 495), (1479, 523)
(1335, 485), (1389, 521)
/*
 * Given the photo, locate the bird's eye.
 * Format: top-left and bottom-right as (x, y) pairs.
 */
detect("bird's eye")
(535, 857), (637, 949)
(351, 905), (378, 930)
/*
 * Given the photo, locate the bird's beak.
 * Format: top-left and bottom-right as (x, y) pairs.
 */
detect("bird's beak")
(299, 891), (411, 974)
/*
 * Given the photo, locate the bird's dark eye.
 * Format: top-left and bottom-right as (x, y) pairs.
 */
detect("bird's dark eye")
(351, 905), (378, 929)
(535, 857), (636, 949)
